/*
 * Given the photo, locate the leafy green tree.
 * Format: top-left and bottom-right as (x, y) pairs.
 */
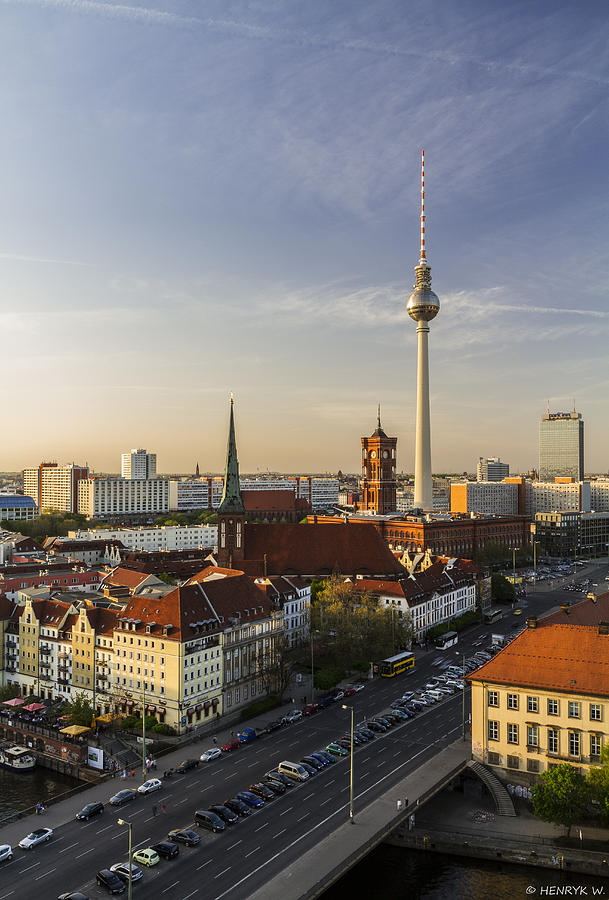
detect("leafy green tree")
(587, 744), (609, 824)
(491, 573), (516, 604)
(64, 692), (96, 727)
(0, 684), (21, 703)
(531, 763), (590, 836)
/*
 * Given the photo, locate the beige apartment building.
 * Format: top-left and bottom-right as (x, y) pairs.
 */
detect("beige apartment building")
(469, 620), (609, 784)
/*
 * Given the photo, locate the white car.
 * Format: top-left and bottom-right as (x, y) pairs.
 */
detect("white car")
(110, 861), (144, 883)
(200, 748), (222, 762)
(19, 827), (53, 850)
(284, 710), (303, 723)
(353, 683), (365, 692)
(137, 778), (162, 794)
(0, 844), (13, 862)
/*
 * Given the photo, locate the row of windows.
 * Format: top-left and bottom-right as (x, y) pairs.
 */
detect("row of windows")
(488, 691), (602, 721)
(488, 721), (602, 758)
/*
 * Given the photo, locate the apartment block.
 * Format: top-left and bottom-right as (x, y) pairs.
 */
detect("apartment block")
(23, 463), (89, 513)
(78, 476), (170, 518)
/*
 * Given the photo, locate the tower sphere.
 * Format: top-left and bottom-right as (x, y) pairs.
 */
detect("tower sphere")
(407, 284), (440, 322)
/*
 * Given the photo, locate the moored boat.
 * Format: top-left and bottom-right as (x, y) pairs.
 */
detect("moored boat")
(0, 745), (36, 772)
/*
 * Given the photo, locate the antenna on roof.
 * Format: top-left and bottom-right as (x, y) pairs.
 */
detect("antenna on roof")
(547, 399), (550, 415)
(377, 403), (381, 429)
(419, 149), (426, 266)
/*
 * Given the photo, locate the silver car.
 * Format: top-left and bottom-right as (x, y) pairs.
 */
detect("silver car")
(19, 828), (53, 850)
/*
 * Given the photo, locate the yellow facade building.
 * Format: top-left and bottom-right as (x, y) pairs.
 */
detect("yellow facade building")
(469, 620), (609, 784)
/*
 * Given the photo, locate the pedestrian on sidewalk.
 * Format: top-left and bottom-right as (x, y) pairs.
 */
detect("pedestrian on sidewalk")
(121, 768), (127, 779)
(212, 735), (217, 745)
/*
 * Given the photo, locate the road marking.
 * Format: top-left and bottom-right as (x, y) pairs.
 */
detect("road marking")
(278, 806), (293, 816)
(177, 797), (189, 803)
(273, 828), (286, 839)
(393, 751), (401, 758)
(326, 779), (335, 785)
(319, 797), (333, 806)
(96, 825), (113, 834)
(197, 860), (212, 870)
(181, 891), (199, 899)
(244, 846), (260, 859)
(75, 847), (95, 859)
(173, 776), (186, 782)
(59, 842), (79, 853)
(17, 863), (40, 874)
(297, 814), (308, 822)
(359, 770), (369, 778)
(303, 792), (314, 800)
(226, 841), (242, 851)
(34, 868), (56, 880)
(215, 866), (232, 878)
(247, 762), (258, 768)
(162, 880), (181, 893)
(360, 755), (371, 763)
(254, 822), (269, 832)
(0, 891), (15, 899)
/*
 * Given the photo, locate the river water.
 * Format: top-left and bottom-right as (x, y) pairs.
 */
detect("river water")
(321, 844), (608, 899)
(0, 766), (80, 821)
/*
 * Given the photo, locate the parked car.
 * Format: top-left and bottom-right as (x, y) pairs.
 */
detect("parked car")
(263, 778), (286, 794)
(194, 810), (225, 833)
(317, 696), (334, 708)
(343, 688), (356, 697)
(19, 827), (53, 850)
(312, 750), (338, 764)
(132, 848), (160, 867)
(301, 703), (319, 716)
(138, 778), (162, 794)
(283, 710), (303, 724)
(263, 720), (283, 734)
(309, 752), (330, 766)
(168, 828), (200, 846)
(365, 720), (386, 732)
(76, 802), (104, 821)
(238, 728), (258, 743)
(201, 748), (222, 762)
(221, 739), (240, 752)
(357, 728), (376, 740)
(224, 798), (252, 817)
(353, 683), (365, 692)
(248, 783), (276, 800)
(0, 844), (13, 863)
(150, 841), (179, 860)
(109, 790), (137, 807)
(236, 790), (264, 809)
(95, 869), (126, 894)
(265, 771), (296, 787)
(298, 760), (318, 776)
(210, 804), (239, 825)
(58, 893), (90, 900)
(354, 730), (371, 741)
(325, 742), (348, 757)
(175, 759), (199, 773)
(109, 862), (143, 883)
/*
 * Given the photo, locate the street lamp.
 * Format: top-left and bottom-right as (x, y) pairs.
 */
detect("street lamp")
(342, 704), (355, 823)
(310, 627), (320, 703)
(533, 541), (541, 590)
(456, 651), (466, 741)
(117, 818), (133, 900)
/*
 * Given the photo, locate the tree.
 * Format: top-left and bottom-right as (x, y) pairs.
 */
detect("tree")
(531, 763), (590, 836)
(64, 691), (96, 727)
(0, 684), (21, 703)
(587, 744), (609, 825)
(254, 637), (294, 699)
(491, 573), (516, 604)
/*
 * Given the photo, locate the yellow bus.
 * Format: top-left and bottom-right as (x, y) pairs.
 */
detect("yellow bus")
(379, 651), (415, 677)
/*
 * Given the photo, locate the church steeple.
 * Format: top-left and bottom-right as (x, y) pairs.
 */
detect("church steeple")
(217, 395), (245, 565)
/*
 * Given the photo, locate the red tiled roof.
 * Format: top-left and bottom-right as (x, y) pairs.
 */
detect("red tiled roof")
(86, 606), (120, 635)
(120, 583), (220, 641)
(197, 574), (276, 623)
(350, 579), (406, 598)
(0, 594), (16, 619)
(101, 567), (155, 590)
(29, 599), (72, 626)
(468, 623), (609, 697)
(239, 523), (405, 578)
(188, 566), (243, 583)
(538, 590), (609, 627)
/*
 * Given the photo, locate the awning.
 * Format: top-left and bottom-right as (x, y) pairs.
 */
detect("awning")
(158, 708), (165, 717)
(211, 697), (219, 706)
(204, 701), (212, 710)
(96, 713), (119, 724)
(186, 707), (194, 717)
(2, 697), (25, 707)
(23, 702), (46, 712)
(146, 705), (157, 714)
(126, 700), (134, 707)
(59, 724), (91, 736)
(195, 704), (203, 712)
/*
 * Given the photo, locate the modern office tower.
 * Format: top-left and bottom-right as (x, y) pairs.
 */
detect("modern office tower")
(121, 449), (157, 479)
(360, 408), (397, 514)
(407, 150), (440, 510)
(477, 457), (509, 482)
(539, 411), (584, 481)
(23, 462), (89, 513)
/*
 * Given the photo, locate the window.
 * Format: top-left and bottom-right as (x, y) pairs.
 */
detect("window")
(507, 723), (519, 745)
(487, 720), (498, 741)
(590, 735), (602, 759)
(507, 755), (520, 770)
(590, 704), (602, 722)
(527, 696), (538, 714)
(568, 701), (581, 719)
(547, 698), (559, 716)
(488, 691), (498, 707)
(487, 751), (501, 766)
(507, 693), (518, 710)
(527, 725), (538, 748)
(568, 731), (580, 758)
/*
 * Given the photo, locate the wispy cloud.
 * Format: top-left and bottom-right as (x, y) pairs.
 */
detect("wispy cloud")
(4, 0), (199, 27)
(0, 251), (89, 266)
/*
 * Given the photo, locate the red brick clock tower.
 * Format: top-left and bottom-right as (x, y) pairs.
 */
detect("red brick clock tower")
(361, 408), (397, 514)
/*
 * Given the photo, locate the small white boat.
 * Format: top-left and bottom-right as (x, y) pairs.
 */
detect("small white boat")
(0, 745), (36, 772)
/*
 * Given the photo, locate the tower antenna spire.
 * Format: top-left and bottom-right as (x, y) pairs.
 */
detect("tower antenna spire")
(377, 403), (381, 429)
(419, 148), (427, 266)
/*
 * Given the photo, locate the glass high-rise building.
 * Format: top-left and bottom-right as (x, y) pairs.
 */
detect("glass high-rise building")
(539, 411), (584, 482)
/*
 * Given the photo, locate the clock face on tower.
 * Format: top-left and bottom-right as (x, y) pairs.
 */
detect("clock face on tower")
(382, 450), (389, 459)
(369, 450), (377, 459)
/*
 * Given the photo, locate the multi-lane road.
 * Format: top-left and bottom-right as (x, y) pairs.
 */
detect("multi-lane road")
(2, 560), (606, 900)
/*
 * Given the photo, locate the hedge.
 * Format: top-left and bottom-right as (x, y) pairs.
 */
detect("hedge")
(239, 695), (282, 721)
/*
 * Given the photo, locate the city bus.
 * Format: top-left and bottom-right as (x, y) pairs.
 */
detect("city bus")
(434, 630), (458, 650)
(378, 651), (415, 677)
(484, 608), (504, 624)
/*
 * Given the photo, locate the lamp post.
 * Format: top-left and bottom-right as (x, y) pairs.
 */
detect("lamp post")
(342, 704), (355, 823)
(533, 540), (541, 590)
(456, 651), (466, 741)
(310, 627), (320, 703)
(117, 818), (133, 900)
(141, 681), (147, 779)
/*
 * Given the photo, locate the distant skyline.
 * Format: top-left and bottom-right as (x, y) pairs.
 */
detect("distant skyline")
(1, 0), (607, 474)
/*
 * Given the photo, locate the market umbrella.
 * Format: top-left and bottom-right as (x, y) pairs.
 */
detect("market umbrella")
(2, 697), (25, 707)
(22, 702), (46, 712)
(59, 724), (90, 736)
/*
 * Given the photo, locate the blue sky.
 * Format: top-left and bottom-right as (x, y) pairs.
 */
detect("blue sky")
(1, 0), (607, 475)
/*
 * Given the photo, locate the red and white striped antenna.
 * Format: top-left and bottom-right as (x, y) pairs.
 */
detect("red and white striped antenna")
(419, 148), (427, 266)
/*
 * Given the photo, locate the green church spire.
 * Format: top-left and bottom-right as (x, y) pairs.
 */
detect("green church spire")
(218, 394), (245, 515)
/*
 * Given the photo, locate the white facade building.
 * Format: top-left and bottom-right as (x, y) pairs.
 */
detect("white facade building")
(78, 477), (170, 518)
(70, 524), (218, 551)
(169, 476), (339, 512)
(476, 457), (509, 482)
(121, 449), (157, 480)
(589, 482), (609, 512)
(527, 480), (591, 514)
(23, 463), (89, 513)
(451, 482), (518, 516)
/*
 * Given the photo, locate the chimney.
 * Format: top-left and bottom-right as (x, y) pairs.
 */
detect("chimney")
(560, 604), (569, 616)
(526, 616), (537, 629)
(599, 622), (609, 636)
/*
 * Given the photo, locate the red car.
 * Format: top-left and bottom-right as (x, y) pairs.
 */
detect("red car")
(343, 688), (356, 697)
(221, 739), (240, 752)
(301, 703), (319, 716)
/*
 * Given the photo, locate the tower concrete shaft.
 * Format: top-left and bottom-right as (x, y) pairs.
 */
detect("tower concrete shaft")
(414, 321), (433, 509)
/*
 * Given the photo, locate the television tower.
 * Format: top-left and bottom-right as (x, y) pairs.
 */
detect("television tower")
(407, 149), (440, 510)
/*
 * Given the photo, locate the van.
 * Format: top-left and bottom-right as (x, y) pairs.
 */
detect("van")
(425, 690), (444, 701)
(194, 809), (225, 833)
(278, 760), (309, 781)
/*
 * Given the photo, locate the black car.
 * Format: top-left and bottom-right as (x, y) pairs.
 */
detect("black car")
(384, 713), (401, 725)
(58, 894), (90, 900)
(151, 841), (179, 860)
(336, 740), (351, 751)
(366, 720), (386, 732)
(265, 771), (295, 788)
(263, 779), (286, 795)
(168, 828), (200, 846)
(312, 750), (337, 764)
(224, 798), (252, 818)
(301, 756), (323, 770)
(248, 783), (276, 801)
(357, 728), (376, 740)
(96, 869), (125, 895)
(176, 759), (199, 773)
(209, 804), (239, 825)
(194, 810), (225, 833)
(298, 760), (317, 776)
(375, 716), (393, 728)
(309, 752), (330, 765)
(76, 802), (104, 821)
(263, 720), (282, 734)
(354, 731), (371, 742)
(108, 790), (137, 807)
